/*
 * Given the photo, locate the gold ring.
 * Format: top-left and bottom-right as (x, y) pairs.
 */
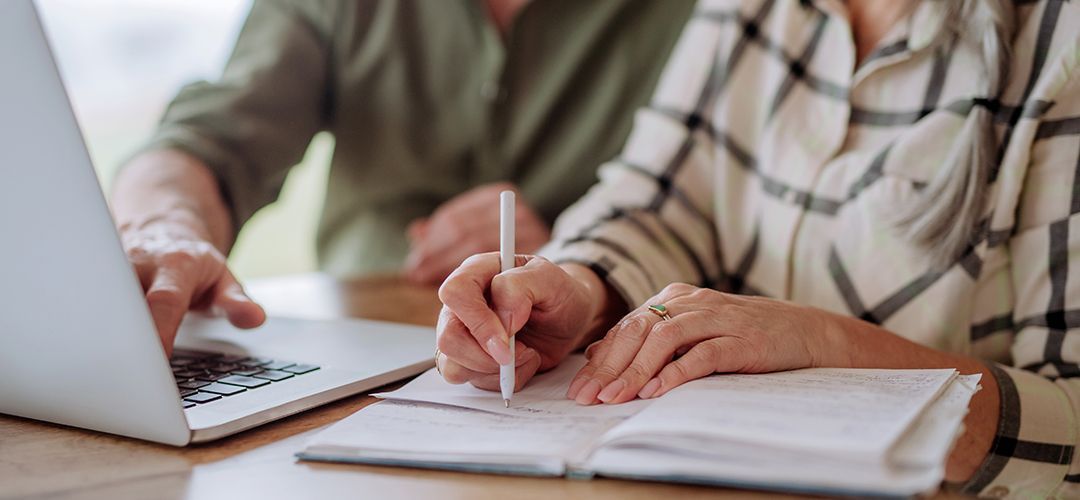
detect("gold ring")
(648, 304), (672, 321)
(434, 347), (443, 375)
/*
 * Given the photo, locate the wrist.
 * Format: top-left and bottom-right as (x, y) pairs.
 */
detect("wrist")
(809, 307), (856, 368)
(561, 263), (627, 350)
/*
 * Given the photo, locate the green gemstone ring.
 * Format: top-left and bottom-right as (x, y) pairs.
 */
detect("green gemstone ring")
(648, 304), (672, 321)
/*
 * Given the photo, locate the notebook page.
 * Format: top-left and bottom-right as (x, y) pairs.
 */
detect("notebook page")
(891, 373), (981, 467)
(300, 399), (619, 473)
(584, 374), (980, 497)
(598, 368), (956, 461)
(375, 355), (650, 418)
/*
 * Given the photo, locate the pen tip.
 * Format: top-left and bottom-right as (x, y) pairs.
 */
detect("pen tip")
(504, 399), (510, 408)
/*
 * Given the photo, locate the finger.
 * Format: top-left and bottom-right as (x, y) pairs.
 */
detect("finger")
(406, 244), (475, 285)
(598, 311), (715, 404)
(438, 253), (521, 365)
(486, 256), (562, 340)
(643, 337), (750, 399)
(436, 308), (500, 373)
(209, 271), (266, 329)
(439, 355), (484, 385)
(567, 310), (658, 405)
(406, 218), (429, 241)
(438, 253), (512, 363)
(468, 344), (541, 392)
(145, 266), (199, 356)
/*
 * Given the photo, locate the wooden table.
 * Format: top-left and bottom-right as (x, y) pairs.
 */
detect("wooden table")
(0, 274), (955, 499)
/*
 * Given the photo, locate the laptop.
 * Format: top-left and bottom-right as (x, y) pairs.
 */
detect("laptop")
(0, 0), (435, 446)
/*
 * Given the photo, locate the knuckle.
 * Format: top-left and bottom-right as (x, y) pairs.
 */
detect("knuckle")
(661, 283), (694, 297)
(622, 363), (652, 383)
(650, 319), (684, 341)
(437, 280), (466, 307)
(146, 288), (185, 311)
(667, 360), (692, 381)
(697, 340), (725, 362)
(592, 365), (621, 381)
(441, 363), (471, 385)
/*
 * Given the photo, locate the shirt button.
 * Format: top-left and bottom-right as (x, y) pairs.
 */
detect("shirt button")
(985, 485), (1009, 498)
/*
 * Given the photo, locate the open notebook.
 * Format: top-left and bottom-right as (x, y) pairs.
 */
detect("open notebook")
(298, 355), (979, 497)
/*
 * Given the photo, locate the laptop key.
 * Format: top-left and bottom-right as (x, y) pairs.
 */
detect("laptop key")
(195, 372), (229, 382)
(183, 401), (196, 409)
(216, 354), (248, 363)
(262, 361), (295, 371)
(179, 389), (198, 398)
(252, 370), (294, 382)
(283, 364), (320, 375)
(199, 383), (246, 396)
(185, 392), (223, 404)
(178, 380), (210, 390)
(240, 357), (274, 367)
(218, 375), (270, 389)
(174, 369), (204, 379)
(230, 368), (263, 377)
(169, 358), (197, 367)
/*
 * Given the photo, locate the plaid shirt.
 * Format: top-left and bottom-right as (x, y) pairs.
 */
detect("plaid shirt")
(540, 0), (1080, 496)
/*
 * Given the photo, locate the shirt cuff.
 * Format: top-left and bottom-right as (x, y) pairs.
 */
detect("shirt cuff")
(958, 364), (1078, 498)
(133, 126), (260, 233)
(538, 238), (658, 310)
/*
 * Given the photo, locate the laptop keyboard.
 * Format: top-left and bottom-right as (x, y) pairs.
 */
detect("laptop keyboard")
(171, 349), (320, 409)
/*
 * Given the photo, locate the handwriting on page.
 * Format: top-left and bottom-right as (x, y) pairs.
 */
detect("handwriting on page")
(307, 399), (618, 462)
(376, 355), (650, 418)
(601, 368), (956, 461)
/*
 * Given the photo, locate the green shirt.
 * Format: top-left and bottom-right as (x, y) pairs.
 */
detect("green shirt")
(144, 0), (693, 277)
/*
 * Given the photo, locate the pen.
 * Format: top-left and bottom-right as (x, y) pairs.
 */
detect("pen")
(499, 190), (515, 408)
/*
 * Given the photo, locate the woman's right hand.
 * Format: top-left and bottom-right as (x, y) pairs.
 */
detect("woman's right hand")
(435, 253), (605, 391)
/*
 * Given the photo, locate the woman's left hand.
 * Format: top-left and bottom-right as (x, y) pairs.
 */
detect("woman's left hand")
(567, 283), (838, 405)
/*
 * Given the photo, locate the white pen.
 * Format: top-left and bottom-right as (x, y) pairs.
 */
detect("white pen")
(499, 190), (515, 408)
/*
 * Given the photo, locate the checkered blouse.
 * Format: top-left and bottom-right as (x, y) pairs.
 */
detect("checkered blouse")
(540, 0), (1080, 496)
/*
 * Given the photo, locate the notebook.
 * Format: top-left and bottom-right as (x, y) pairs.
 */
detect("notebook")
(298, 355), (979, 497)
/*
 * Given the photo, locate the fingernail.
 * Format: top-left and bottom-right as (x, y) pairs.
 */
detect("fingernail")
(486, 337), (513, 365)
(597, 379), (626, 403)
(575, 379), (603, 405)
(497, 309), (513, 334)
(638, 378), (661, 399)
(566, 376), (588, 399)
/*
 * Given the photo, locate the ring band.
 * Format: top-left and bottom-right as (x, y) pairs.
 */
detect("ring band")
(434, 347), (443, 375)
(648, 304), (672, 321)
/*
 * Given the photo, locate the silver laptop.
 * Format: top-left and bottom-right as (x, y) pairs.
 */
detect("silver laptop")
(0, 0), (434, 445)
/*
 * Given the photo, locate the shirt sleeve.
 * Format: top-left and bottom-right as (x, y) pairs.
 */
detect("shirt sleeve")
(960, 42), (1080, 498)
(135, 0), (336, 231)
(538, 17), (724, 309)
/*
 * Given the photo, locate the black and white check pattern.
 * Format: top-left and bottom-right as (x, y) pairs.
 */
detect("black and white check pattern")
(540, 0), (1080, 496)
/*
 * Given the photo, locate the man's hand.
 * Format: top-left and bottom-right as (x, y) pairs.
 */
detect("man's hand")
(119, 218), (265, 356)
(111, 149), (265, 357)
(404, 183), (550, 284)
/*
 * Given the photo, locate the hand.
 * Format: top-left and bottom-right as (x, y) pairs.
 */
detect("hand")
(404, 183), (551, 285)
(119, 217), (266, 356)
(567, 283), (830, 405)
(435, 253), (601, 391)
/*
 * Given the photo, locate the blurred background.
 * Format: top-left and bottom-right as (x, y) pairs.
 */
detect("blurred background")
(36, 0), (326, 280)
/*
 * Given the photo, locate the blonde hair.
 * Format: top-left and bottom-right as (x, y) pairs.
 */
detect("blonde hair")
(896, 0), (1016, 269)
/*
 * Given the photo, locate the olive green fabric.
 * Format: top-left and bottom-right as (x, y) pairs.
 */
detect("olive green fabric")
(143, 0), (694, 277)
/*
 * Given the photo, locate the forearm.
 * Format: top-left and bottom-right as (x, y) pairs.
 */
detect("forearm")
(819, 311), (1000, 483)
(111, 149), (234, 251)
